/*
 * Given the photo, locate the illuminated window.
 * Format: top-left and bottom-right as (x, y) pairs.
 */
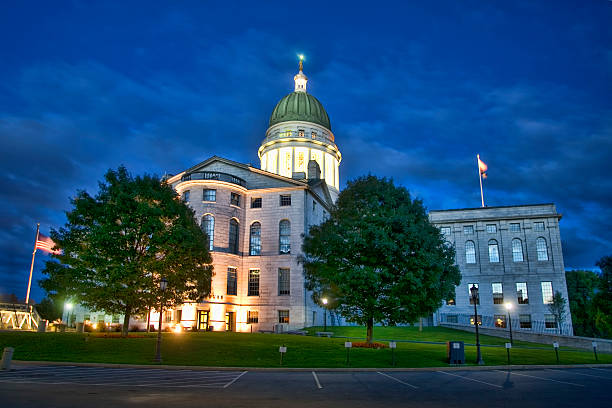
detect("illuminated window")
(278, 268), (290, 295)
(545, 314), (557, 329)
(203, 189), (216, 202)
(279, 220), (291, 254)
(230, 192), (241, 207)
(278, 310), (289, 323)
(463, 225), (474, 234)
(251, 197), (262, 208)
(249, 222), (261, 256)
(536, 237), (548, 261)
(183, 190), (190, 203)
(486, 224), (497, 233)
(519, 314), (532, 329)
(248, 269), (260, 296)
(446, 298), (455, 306)
(468, 283), (479, 305)
(534, 222), (545, 232)
(280, 194), (291, 206)
(229, 219), (239, 254)
(226, 267), (237, 296)
(247, 311), (258, 324)
(470, 315), (482, 326)
(512, 238), (523, 262)
(298, 129), (304, 137)
(510, 223), (521, 233)
(492, 282), (503, 304)
(311, 131), (316, 139)
(516, 282), (529, 304)
(494, 314), (507, 328)
(465, 241), (476, 264)
(201, 214), (214, 251)
(488, 240), (499, 263)
(541, 281), (553, 304)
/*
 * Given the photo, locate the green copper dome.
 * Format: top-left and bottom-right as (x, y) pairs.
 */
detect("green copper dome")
(269, 92), (331, 131)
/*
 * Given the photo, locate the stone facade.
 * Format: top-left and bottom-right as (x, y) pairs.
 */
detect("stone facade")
(430, 204), (573, 335)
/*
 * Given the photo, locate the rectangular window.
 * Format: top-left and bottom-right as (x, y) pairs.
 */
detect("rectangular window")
(84, 314), (91, 321)
(248, 269), (260, 296)
(494, 314), (507, 328)
(183, 190), (190, 203)
(165, 311), (172, 323)
(470, 315), (482, 326)
(519, 314), (532, 329)
(486, 224), (497, 234)
(251, 197), (262, 208)
(280, 194), (292, 206)
(226, 267), (237, 296)
(516, 282), (529, 304)
(203, 189), (216, 202)
(229, 220), (239, 254)
(311, 131), (316, 139)
(510, 223), (521, 233)
(230, 192), (241, 207)
(534, 221), (545, 232)
(298, 129), (304, 137)
(541, 281), (553, 304)
(447, 315), (458, 323)
(463, 225), (474, 234)
(440, 226), (451, 235)
(492, 282), (504, 304)
(446, 298), (456, 306)
(468, 283), (479, 305)
(278, 310), (289, 323)
(176, 309), (182, 323)
(313, 200), (316, 212)
(278, 268), (290, 296)
(545, 314), (557, 328)
(247, 311), (258, 324)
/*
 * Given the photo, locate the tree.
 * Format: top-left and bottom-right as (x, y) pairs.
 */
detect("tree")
(593, 255), (612, 338)
(548, 291), (567, 335)
(35, 297), (62, 321)
(565, 270), (599, 337)
(40, 166), (213, 336)
(302, 175), (461, 343)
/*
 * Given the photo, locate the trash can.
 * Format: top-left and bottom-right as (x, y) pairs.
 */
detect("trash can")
(447, 341), (465, 364)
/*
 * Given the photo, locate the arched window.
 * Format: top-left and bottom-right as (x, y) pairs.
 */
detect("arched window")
(465, 241), (476, 264)
(488, 239), (499, 263)
(536, 237), (548, 261)
(512, 238), (523, 262)
(279, 219), (291, 254)
(201, 214), (214, 251)
(249, 222), (261, 256)
(229, 219), (239, 255)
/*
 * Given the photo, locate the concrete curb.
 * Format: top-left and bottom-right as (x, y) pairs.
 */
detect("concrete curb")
(11, 360), (612, 372)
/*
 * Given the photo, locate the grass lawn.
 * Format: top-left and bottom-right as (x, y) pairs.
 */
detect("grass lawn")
(0, 327), (608, 368)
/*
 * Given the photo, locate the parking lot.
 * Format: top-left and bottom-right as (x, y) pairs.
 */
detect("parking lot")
(1, 365), (610, 407)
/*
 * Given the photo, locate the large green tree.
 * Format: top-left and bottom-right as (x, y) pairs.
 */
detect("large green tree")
(593, 255), (612, 338)
(302, 176), (460, 343)
(40, 166), (213, 336)
(565, 269), (600, 337)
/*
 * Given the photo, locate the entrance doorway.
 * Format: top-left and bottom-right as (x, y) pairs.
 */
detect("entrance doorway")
(197, 310), (209, 331)
(225, 312), (235, 332)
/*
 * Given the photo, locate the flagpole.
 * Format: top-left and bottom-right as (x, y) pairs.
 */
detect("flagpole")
(477, 154), (485, 208)
(25, 223), (40, 305)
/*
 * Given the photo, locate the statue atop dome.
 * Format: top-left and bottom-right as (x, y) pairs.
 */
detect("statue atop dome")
(294, 55), (308, 93)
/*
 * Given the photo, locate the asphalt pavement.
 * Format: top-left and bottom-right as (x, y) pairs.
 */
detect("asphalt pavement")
(0, 364), (610, 407)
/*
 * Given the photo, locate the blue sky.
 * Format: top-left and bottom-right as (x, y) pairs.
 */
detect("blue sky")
(0, 1), (610, 301)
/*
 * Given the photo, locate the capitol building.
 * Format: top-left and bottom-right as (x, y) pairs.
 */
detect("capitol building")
(65, 60), (573, 335)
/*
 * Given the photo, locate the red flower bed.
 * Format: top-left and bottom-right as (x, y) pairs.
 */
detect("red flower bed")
(351, 342), (389, 349)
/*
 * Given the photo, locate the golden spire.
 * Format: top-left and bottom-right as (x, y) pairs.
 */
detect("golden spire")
(299, 55), (304, 72)
(294, 54), (307, 92)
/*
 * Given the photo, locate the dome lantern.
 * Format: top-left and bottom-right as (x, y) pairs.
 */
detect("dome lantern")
(294, 55), (308, 93)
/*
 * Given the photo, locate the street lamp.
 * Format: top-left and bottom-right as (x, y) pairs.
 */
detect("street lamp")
(154, 277), (168, 363)
(505, 302), (514, 345)
(470, 285), (484, 365)
(65, 302), (73, 328)
(322, 298), (328, 331)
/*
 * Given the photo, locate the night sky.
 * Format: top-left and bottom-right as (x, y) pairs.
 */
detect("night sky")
(1, 1), (610, 302)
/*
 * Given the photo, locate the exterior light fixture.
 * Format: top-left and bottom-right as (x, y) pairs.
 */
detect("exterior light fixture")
(470, 285), (484, 365)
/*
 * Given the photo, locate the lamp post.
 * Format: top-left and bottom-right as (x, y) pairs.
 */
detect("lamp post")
(322, 298), (328, 331)
(154, 277), (168, 363)
(505, 302), (514, 345)
(64, 302), (73, 328)
(470, 285), (484, 365)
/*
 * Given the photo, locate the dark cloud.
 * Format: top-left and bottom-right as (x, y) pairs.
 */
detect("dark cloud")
(0, 1), (610, 300)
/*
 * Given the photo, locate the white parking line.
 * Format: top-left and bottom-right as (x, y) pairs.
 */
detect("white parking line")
(312, 371), (322, 389)
(437, 371), (502, 388)
(223, 371), (248, 388)
(546, 369), (612, 380)
(377, 371), (418, 389)
(494, 370), (584, 387)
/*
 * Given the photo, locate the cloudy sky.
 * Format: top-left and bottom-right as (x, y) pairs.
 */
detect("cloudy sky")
(1, 1), (610, 301)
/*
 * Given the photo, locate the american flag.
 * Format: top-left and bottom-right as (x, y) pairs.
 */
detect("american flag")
(36, 233), (61, 254)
